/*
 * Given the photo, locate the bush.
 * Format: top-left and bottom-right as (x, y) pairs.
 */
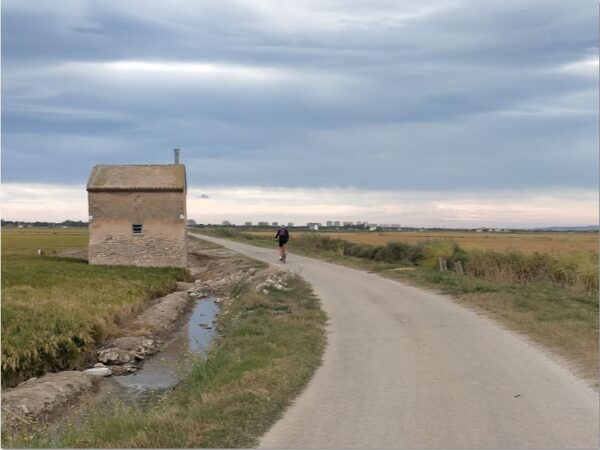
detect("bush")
(421, 240), (463, 269)
(295, 234), (345, 253)
(464, 249), (598, 292)
(292, 234), (598, 293)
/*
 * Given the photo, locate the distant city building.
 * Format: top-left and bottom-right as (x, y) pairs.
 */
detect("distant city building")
(343, 221), (354, 226)
(326, 221), (334, 227)
(244, 221), (252, 227)
(333, 221), (341, 227)
(272, 221), (278, 227)
(222, 220), (232, 226)
(287, 222), (294, 227)
(187, 219), (197, 227)
(307, 222), (320, 231)
(258, 221), (269, 227)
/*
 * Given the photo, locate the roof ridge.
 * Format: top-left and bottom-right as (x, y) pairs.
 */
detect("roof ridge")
(87, 164), (186, 191)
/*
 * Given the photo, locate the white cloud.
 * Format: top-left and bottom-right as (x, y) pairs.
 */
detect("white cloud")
(63, 60), (288, 83)
(2, 184), (88, 221)
(2, 183), (597, 228)
(556, 55), (599, 77)
(239, 0), (458, 32)
(4, 59), (352, 101)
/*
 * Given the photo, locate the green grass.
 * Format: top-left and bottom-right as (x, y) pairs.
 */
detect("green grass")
(1, 229), (188, 387)
(2, 228), (89, 256)
(8, 272), (327, 448)
(199, 228), (599, 382)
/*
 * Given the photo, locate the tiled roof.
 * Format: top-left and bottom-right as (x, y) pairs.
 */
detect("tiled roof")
(87, 164), (186, 191)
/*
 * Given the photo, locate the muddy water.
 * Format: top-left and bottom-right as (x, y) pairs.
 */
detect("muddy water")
(111, 297), (219, 397)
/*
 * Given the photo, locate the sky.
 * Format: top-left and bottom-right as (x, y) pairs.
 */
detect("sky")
(1, 0), (598, 227)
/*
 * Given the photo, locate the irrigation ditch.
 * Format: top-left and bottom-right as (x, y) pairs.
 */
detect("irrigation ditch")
(2, 238), (271, 433)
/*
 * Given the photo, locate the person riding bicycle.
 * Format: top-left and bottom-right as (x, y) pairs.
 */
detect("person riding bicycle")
(275, 225), (289, 262)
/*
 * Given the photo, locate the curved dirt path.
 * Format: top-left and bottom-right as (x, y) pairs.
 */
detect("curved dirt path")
(192, 234), (599, 449)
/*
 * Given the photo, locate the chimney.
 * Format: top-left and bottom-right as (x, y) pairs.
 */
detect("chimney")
(173, 148), (180, 164)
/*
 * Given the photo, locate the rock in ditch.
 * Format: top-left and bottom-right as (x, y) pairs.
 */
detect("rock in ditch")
(97, 348), (142, 365)
(176, 281), (196, 291)
(110, 336), (156, 356)
(83, 367), (113, 377)
(108, 364), (138, 376)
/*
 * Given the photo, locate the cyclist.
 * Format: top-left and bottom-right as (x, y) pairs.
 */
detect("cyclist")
(275, 225), (290, 262)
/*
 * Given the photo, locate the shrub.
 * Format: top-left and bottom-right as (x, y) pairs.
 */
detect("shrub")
(463, 249), (598, 292)
(291, 233), (598, 293)
(295, 234), (345, 253)
(421, 240), (463, 269)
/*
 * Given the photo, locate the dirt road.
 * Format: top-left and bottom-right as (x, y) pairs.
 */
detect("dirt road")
(192, 234), (599, 448)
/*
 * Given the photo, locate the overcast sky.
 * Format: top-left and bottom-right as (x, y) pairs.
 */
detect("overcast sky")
(2, 0), (598, 226)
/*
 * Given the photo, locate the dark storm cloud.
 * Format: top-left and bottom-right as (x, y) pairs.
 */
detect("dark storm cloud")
(1, 0), (597, 191)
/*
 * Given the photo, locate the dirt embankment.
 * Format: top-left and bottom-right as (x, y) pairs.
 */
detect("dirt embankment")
(1, 238), (264, 428)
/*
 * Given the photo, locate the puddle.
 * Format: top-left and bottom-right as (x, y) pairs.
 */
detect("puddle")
(111, 297), (219, 397)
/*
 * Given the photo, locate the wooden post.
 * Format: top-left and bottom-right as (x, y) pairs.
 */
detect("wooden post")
(438, 257), (447, 272)
(455, 260), (464, 275)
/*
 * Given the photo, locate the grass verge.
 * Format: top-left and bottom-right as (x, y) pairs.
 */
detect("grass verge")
(7, 270), (327, 448)
(198, 228), (599, 382)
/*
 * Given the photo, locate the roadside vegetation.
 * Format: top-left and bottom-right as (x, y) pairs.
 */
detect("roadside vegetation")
(202, 228), (599, 381)
(10, 269), (327, 448)
(1, 229), (188, 387)
(246, 229), (599, 253)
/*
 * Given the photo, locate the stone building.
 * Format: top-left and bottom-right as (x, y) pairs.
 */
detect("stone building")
(87, 164), (187, 267)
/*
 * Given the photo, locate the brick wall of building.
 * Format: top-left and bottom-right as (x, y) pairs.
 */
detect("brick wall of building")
(88, 191), (187, 267)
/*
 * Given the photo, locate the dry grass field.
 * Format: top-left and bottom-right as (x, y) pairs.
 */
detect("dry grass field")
(250, 230), (598, 254)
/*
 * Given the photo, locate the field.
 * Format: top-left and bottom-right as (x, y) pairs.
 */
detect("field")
(249, 230), (598, 254)
(2, 228), (89, 256)
(1, 228), (187, 387)
(6, 239), (327, 448)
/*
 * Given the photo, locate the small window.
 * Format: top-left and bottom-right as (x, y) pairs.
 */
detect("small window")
(132, 224), (143, 234)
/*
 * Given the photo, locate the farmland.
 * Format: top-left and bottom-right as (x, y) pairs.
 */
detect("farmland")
(2, 228), (89, 256)
(248, 230), (598, 254)
(1, 228), (187, 386)
(4, 236), (327, 448)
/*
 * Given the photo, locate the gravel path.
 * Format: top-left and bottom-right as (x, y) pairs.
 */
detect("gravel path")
(192, 234), (599, 449)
